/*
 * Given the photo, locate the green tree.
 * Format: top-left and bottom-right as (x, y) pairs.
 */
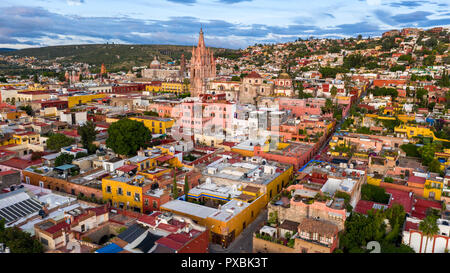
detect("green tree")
(330, 86), (338, 98)
(428, 158), (441, 173)
(419, 215), (439, 253)
(231, 75), (241, 82)
(418, 143), (437, 165)
(423, 55), (436, 66)
(33, 74), (40, 83)
(106, 118), (152, 156)
(46, 133), (75, 151)
(143, 111), (159, 117)
(19, 105), (34, 116)
(184, 175), (190, 200)
(172, 170), (179, 199)
(77, 121), (97, 154)
(54, 153), (75, 167)
(0, 218), (43, 253)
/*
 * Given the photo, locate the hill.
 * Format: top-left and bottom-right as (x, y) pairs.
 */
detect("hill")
(4, 44), (237, 72)
(0, 48), (17, 53)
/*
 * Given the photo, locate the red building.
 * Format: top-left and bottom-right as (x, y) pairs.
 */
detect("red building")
(112, 84), (147, 93)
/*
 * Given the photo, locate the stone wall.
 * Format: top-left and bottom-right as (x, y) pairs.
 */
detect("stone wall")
(253, 237), (296, 253)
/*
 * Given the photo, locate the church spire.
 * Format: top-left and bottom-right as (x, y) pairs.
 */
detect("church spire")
(198, 28), (205, 48)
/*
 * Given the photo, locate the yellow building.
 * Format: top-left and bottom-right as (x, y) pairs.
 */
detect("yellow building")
(67, 93), (108, 108)
(13, 132), (40, 145)
(161, 194), (267, 247)
(4, 111), (26, 120)
(145, 84), (161, 92)
(162, 158), (293, 247)
(161, 82), (190, 94)
(424, 178), (444, 201)
(394, 125), (449, 142)
(129, 116), (174, 134)
(102, 175), (152, 212)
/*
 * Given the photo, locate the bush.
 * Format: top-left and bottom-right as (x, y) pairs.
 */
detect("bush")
(361, 184), (390, 204)
(384, 177), (394, 183)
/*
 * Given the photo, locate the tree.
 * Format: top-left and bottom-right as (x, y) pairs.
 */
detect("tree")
(231, 75), (241, 82)
(33, 74), (39, 83)
(330, 86), (338, 98)
(106, 118), (152, 156)
(184, 175), (190, 201)
(0, 218), (43, 253)
(46, 133), (75, 151)
(172, 170), (179, 199)
(143, 111), (159, 117)
(77, 121), (97, 154)
(54, 153), (75, 167)
(419, 215), (439, 253)
(418, 143), (437, 166)
(19, 105), (34, 117)
(428, 158), (441, 173)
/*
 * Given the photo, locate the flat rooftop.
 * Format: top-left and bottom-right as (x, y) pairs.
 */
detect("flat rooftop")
(161, 200), (217, 219)
(204, 161), (285, 186)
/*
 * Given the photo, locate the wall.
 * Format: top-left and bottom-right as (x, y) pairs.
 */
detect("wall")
(253, 236), (296, 253)
(22, 170), (103, 199)
(403, 230), (449, 253)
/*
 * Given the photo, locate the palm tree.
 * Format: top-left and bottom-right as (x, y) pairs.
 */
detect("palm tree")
(419, 215), (439, 253)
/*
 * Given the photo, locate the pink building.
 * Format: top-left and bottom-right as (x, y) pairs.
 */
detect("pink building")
(277, 98), (325, 117)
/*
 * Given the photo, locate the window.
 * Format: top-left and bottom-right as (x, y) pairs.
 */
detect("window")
(134, 193), (140, 201)
(106, 186), (111, 193)
(144, 199), (149, 206)
(117, 188), (123, 195)
(127, 191), (131, 196)
(153, 201), (158, 209)
(40, 237), (49, 246)
(26, 177), (30, 184)
(312, 233), (318, 241)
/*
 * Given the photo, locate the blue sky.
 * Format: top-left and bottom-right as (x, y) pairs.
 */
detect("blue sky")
(0, 0), (448, 49)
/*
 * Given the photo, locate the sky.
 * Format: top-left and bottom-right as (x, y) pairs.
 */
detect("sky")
(0, 0), (449, 50)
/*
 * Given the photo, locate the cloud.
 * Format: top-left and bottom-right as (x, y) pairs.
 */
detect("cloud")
(388, 1), (426, 8)
(0, 4), (448, 50)
(391, 11), (433, 23)
(216, 0), (252, 3)
(166, 0), (197, 5)
(67, 0), (85, 6)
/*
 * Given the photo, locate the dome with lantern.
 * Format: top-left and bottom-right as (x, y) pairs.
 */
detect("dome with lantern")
(150, 56), (161, 69)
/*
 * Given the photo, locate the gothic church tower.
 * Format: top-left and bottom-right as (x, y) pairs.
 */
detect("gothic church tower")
(190, 28), (216, 97)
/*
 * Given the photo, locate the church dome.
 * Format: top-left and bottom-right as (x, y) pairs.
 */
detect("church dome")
(150, 57), (161, 69)
(279, 72), (290, 79)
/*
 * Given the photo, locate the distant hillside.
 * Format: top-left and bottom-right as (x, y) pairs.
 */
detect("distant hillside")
(4, 44), (238, 72)
(0, 48), (17, 53)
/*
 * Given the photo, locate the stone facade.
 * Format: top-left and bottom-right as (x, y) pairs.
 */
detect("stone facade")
(239, 72), (274, 104)
(268, 200), (346, 231)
